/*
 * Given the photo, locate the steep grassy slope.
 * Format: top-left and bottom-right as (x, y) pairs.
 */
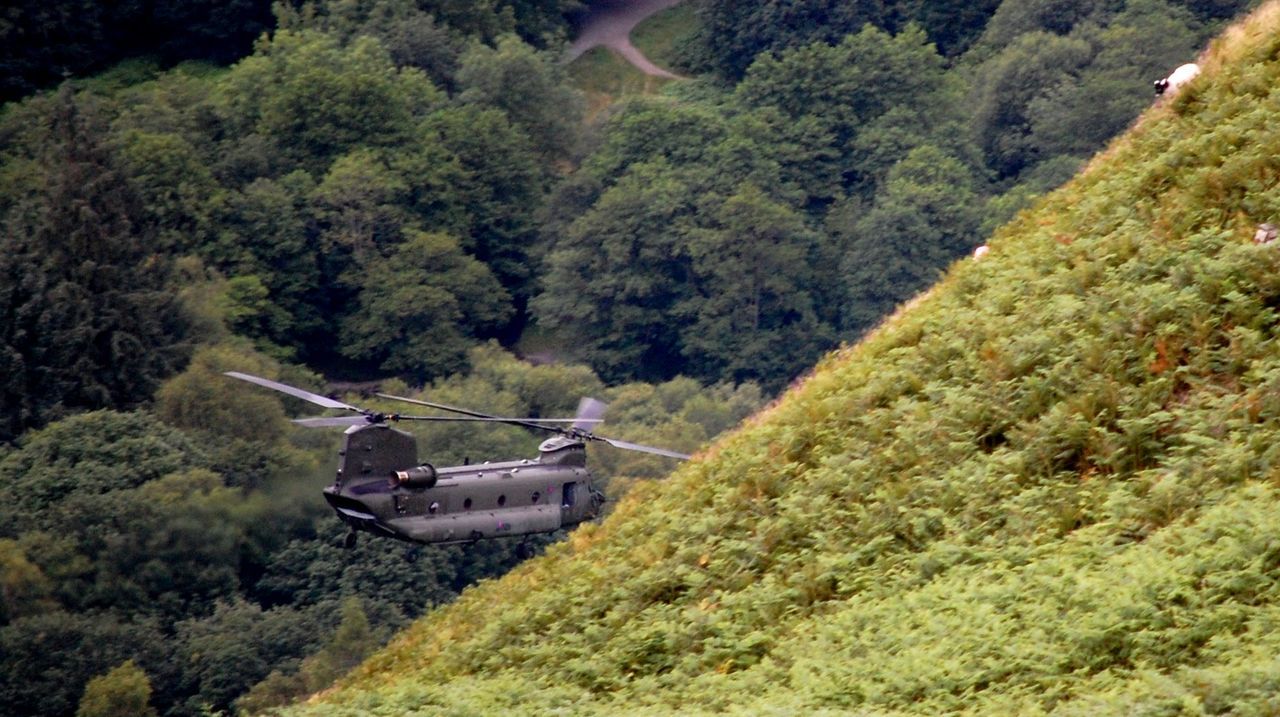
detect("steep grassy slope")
(286, 4), (1280, 715)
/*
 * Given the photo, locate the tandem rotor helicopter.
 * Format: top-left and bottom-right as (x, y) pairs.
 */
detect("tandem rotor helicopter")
(225, 372), (690, 549)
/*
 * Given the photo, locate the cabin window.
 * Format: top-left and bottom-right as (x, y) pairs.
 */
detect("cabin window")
(464, 497), (473, 510)
(531, 491), (541, 504)
(429, 501), (439, 514)
(498, 494), (507, 507)
(562, 482), (576, 508)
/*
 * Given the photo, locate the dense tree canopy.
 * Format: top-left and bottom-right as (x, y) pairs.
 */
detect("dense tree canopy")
(0, 410), (206, 521)
(456, 34), (585, 164)
(680, 185), (835, 383)
(221, 31), (443, 173)
(690, 0), (1006, 78)
(0, 612), (168, 717)
(338, 229), (513, 380)
(535, 161), (696, 383)
(691, 0), (892, 79)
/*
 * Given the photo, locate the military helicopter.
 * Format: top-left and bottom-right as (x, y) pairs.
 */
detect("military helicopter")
(225, 372), (690, 548)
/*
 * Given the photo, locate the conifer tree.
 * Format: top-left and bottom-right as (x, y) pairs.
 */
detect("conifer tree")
(0, 87), (192, 442)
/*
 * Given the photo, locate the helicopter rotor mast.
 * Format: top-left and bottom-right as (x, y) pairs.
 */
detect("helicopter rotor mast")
(376, 392), (582, 435)
(378, 393), (691, 460)
(225, 372), (601, 430)
(291, 415), (598, 428)
(223, 371), (690, 461)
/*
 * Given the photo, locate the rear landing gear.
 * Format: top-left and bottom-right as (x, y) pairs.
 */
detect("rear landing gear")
(344, 531), (358, 550)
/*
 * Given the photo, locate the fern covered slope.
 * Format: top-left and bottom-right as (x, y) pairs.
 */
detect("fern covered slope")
(288, 4), (1280, 714)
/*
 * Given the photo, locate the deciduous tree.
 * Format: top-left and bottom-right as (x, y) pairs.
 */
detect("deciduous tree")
(456, 34), (584, 164)
(75, 660), (157, 717)
(533, 162), (696, 383)
(681, 185), (834, 387)
(338, 230), (512, 381)
(838, 146), (983, 335)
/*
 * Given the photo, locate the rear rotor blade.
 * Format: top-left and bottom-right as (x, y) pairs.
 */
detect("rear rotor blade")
(293, 416), (372, 428)
(225, 372), (361, 412)
(573, 397), (608, 432)
(566, 398), (690, 459)
(593, 436), (691, 460)
(268, 382), (689, 459)
(413, 417), (600, 424)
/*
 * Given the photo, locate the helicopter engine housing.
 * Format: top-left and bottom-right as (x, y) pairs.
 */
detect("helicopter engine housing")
(395, 465), (437, 488)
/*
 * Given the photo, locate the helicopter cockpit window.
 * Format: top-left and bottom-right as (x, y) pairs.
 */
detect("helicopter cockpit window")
(531, 491), (540, 504)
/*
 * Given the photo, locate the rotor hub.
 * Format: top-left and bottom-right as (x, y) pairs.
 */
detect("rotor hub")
(538, 435), (585, 454)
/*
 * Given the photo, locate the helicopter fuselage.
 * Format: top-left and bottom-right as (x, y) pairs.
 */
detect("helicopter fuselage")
(325, 424), (605, 545)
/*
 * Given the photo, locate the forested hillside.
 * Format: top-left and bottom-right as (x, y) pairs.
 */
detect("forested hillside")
(0, 0), (1262, 715)
(283, 2), (1280, 714)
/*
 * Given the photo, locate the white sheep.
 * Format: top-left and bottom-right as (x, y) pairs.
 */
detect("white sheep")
(1154, 63), (1200, 96)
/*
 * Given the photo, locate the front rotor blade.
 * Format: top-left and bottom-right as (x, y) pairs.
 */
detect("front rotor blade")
(294, 414), (598, 427)
(225, 372), (361, 412)
(293, 416), (372, 428)
(376, 393), (566, 433)
(596, 436), (691, 460)
(376, 393), (496, 418)
(394, 415), (600, 423)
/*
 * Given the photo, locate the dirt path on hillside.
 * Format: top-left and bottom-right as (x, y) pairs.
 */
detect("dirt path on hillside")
(567, 0), (686, 79)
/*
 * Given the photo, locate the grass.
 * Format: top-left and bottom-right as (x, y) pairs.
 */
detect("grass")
(566, 47), (677, 120)
(71, 56), (164, 94)
(565, 2), (692, 118)
(631, 2), (696, 72)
